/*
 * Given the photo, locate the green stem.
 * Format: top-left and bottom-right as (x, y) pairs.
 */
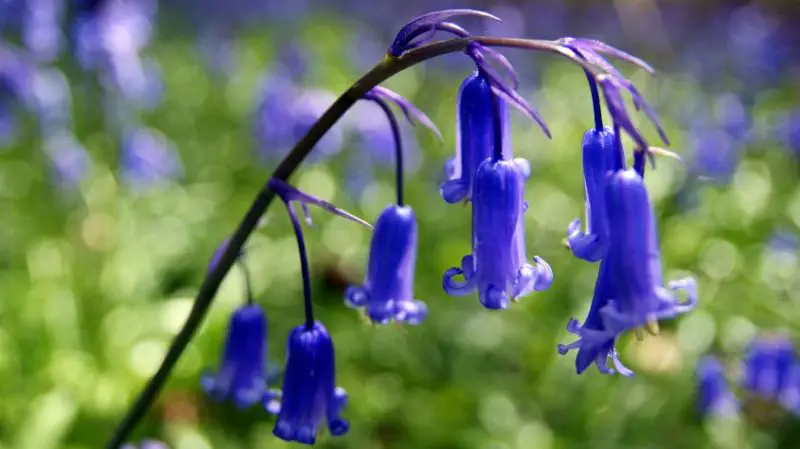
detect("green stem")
(104, 35), (602, 448)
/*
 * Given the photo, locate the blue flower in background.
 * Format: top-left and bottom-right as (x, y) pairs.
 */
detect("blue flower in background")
(696, 356), (738, 417)
(0, 102), (16, 147)
(253, 72), (343, 162)
(440, 70), (510, 204)
(121, 440), (169, 449)
(73, 0), (162, 108)
(120, 126), (182, 189)
(443, 158), (552, 309)
(202, 304), (273, 409)
(565, 127), (622, 262)
(777, 110), (800, 156)
(345, 205), (427, 325)
(268, 321), (349, 445)
(21, 0), (66, 62)
(558, 257), (632, 376)
(601, 169), (697, 334)
(44, 131), (90, 188)
(741, 336), (795, 403)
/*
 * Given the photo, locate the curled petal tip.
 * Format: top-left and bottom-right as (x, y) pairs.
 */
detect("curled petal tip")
(558, 37), (656, 75)
(268, 178), (373, 230)
(489, 84), (551, 139)
(369, 86), (442, 141)
(390, 9), (501, 56)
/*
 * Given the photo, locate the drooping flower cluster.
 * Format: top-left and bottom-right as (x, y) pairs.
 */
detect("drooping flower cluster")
(193, 7), (702, 446)
(556, 45), (698, 375)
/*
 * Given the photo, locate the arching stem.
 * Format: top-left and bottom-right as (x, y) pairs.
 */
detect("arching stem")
(104, 35), (608, 449)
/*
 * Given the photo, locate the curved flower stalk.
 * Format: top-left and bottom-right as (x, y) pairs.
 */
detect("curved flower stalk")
(345, 205), (427, 324)
(267, 321), (348, 445)
(557, 258), (631, 376)
(600, 169), (697, 334)
(201, 304), (274, 408)
(344, 87), (436, 324)
(268, 179), (355, 444)
(565, 127), (622, 262)
(697, 356), (739, 417)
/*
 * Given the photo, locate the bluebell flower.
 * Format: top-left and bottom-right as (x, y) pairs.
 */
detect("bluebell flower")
(440, 71), (512, 204)
(44, 131), (91, 188)
(121, 440), (169, 449)
(600, 169), (697, 333)
(201, 304), (272, 408)
(267, 321), (348, 445)
(345, 205), (427, 325)
(73, 0), (162, 108)
(0, 102), (16, 147)
(120, 127), (182, 189)
(696, 356), (738, 417)
(557, 258), (632, 376)
(741, 336), (795, 402)
(565, 127), (621, 262)
(22, 0), (66, 62)
(443, 158), (552, 309)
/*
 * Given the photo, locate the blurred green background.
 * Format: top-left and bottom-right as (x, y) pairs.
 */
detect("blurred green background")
(1, 1), (799, 448)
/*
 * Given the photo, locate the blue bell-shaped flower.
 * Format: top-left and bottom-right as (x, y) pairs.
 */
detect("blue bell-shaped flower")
(440, 70), (512, 204)
(268, 321), (348, 445)
(201, 304), (271, 409)
(443, 157), (551, 309)
(565, 126), (622, 262)
(600, 169), (697, 333)
(345, 204), (427, 325)
(557, 257), (631, 376)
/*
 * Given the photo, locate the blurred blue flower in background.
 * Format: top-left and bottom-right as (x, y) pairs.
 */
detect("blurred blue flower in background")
(120, 126), (182, 189)
(202, 304), (274, 409)
(44, 130), (90, 188)
(0, 102), (17, 147)
(121, 440), (169, 449)
(741, 335), (795, 407)
(696, 356), (738, 417)
(22, 0), (65, 62)
(73, 0), (162, 108)
(268, 321), (349, 445)
(346, 205), (427, 325)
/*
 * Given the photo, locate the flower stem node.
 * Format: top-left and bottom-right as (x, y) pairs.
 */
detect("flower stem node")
(268, 321), (349, 446)
(201, 305), (272, 408)
(345, 205), (427, 325)
(443, 158), (552, 309)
